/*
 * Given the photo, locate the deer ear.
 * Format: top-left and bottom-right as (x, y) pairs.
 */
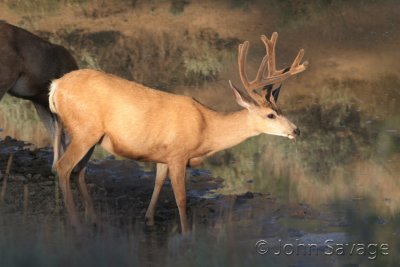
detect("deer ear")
(272, 84), (282, 102)
(229, 80), (252, 109)
(263, 84), (282, 103)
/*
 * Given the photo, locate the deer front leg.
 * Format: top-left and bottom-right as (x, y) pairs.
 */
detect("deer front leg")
(168, 161), (189, 234)
(145, 163), (168, 226)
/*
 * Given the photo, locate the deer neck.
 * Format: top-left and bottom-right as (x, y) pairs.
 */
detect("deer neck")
(207, 109), (259, 152)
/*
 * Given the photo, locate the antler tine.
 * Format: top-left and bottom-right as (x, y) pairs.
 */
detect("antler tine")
(237, 41), (265, 105)
(292, 49), (304, 67)
(238, 41), (250, 89)
(254, 54), (269, 83)
(261, 32), (278, 77)
(289, 49), (308, 75)
(268, 92), (279, 110)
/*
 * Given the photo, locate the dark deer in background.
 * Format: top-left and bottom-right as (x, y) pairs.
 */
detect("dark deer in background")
(0, 21), (78, 158)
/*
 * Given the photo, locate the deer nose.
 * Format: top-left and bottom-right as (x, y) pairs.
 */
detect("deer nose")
(293, 128), (300, 136)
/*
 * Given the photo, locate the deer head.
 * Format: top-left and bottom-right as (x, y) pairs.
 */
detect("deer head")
(229, 32), (308, 139)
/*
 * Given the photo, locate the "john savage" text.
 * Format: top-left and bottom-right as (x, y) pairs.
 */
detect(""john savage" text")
(255, 239), (389, 260)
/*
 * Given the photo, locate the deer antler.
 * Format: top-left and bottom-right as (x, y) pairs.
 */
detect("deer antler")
(230, 32), (308, 108)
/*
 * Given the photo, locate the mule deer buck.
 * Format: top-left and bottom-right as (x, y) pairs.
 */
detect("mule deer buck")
(49, 32), (307, 233)
(0, 21), (77, 154)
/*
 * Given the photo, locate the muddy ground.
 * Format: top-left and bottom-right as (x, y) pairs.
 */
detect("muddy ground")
(0, 136), (339, 236)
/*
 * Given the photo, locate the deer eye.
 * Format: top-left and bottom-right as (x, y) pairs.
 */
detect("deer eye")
(267, 113), (276, 119)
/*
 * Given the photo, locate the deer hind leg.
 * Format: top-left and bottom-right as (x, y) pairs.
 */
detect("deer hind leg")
(52, 118), (75, 173)
(52, 117), (62, 173)
(33, 104), (66, 174)
(75, 146), (97, 225)
(168, 161), (190, 234)
(145, 163), (168, 226)
(61, 126), (71, 157)
(77, 166), (98, 225)
(55, 138), (99, 228)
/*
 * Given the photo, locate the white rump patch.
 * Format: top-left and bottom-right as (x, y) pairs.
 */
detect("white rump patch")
(48, 80), (58, 113)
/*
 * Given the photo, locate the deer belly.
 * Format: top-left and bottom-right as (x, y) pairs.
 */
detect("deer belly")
(99, 134), (166, 162)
